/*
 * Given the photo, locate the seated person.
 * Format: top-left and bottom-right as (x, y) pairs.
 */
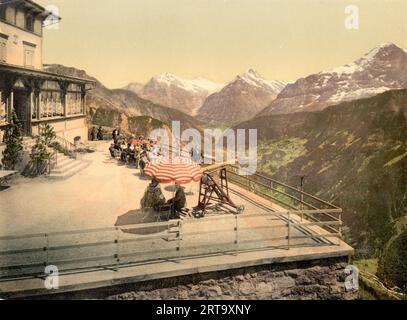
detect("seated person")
(120, 150), (127, 163)
(113, 141), (121, 152)
(109, 144), (116, 158)
(120, 143), (132, 163)
(140, 178), (166, 211)
(167, 183), (187, 218)
(127, 144), (136, 165)
(97, 126), (104, 140)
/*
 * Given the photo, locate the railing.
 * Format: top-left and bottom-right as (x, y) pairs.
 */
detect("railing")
(0, 158), (343, 280)
(53, 135), (78, 159)
(207, 164), (342, 235)
(0, 207), (342, 280)
(47, 151), (58, 175)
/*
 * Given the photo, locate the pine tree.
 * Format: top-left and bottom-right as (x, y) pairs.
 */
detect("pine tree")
(39, 123), (56, 146)
(29, 137), (51, 176)
(2, 111), (23, 170)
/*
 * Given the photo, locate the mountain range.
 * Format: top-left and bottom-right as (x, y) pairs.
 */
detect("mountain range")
(44, 65), (202, 134)
(124, 73), (223, 116)
(258, 43), (407, 116)
(120, 43), (407, 126)
(46, 43), (407, 132)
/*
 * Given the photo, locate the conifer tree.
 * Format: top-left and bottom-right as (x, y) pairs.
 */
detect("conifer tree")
(2, 111), (23, 170)
(29, 136), (51, 176)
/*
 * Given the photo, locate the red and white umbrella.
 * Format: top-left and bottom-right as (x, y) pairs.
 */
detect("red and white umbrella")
(144, 156), (203, 184)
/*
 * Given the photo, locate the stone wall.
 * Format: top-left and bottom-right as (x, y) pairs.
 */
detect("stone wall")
(53, 257), (358, 300)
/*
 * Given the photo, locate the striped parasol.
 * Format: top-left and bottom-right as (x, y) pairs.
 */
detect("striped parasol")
(144, 156), (203, 184)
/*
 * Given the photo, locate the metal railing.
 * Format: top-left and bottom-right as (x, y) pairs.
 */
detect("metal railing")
(209, 164), (342, 235)
(0, 158), (343, 280)
(47, 150), (58, 175)
(53, 135), (78, 159)
(0, 206), (342, 280)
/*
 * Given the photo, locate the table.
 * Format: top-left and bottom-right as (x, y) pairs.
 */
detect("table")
(0, 170), (17, 188)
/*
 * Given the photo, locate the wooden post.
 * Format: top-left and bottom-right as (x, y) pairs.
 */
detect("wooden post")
(82, 89), (87, 115)
(28, 90), (34, 134)
(62, 91), (67, 117)
(9, 90), (13, 120)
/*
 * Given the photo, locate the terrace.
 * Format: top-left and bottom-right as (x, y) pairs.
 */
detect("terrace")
(0, 141), (353, 298)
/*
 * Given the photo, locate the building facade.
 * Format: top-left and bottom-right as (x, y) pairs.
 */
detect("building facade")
(0, 0), (93, 143)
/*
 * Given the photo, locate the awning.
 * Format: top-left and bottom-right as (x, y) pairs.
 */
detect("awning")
(0, 62), (95, 87)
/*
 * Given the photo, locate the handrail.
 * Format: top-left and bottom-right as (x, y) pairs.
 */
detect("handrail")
(0, 220), (175, 241)
(0, 155), (344, 280)
(219, 164), (339, 210)
(224, 167), (342, 234)
(230, 164), (340, 209)
(0, 207), (343, 280)
(47, 150), (58, 175)
(53, 134), (78, 159)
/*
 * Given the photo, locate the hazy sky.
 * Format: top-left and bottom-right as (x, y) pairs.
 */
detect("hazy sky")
(37, 0), (407, 88)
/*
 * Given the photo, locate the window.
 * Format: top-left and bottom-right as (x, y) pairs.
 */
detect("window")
(0, 38), (6, 63)
(25, 14), (34, 32)
(0, 6), (6, 20)
(24, 46), (34, 67)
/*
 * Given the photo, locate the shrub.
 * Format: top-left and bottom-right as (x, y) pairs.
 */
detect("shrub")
(29, 137), (51, 176)
(2, 111), (23, 170)
(378, 229), (407, 293)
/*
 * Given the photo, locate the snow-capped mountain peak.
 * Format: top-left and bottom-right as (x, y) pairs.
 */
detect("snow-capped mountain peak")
(258, 43), (407, 116)
(323, 43), (407, 76)
(124, 73), (224, 116)
(197, 69), (287, 125)
(237, 68), (287, 93)
(151, 73), (223, 94)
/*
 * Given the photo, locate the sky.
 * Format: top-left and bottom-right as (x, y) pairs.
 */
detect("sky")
(36, 0), (407, 89)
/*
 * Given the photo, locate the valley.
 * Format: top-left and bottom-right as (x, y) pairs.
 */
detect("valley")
(236, 89), (407, 292)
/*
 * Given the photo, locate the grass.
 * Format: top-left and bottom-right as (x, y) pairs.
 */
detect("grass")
(257, 138), (307, 175)
(353, 258), (379, 300)
(354, 258), (378, 275)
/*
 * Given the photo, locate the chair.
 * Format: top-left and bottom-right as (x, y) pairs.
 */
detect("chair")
(178, 208), (191, 220)
(156, 203), (173, 222)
